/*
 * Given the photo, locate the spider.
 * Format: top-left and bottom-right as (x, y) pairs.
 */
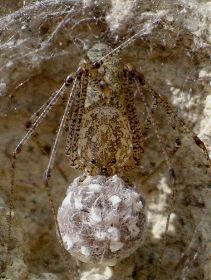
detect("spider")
(1, 23), (211, 279)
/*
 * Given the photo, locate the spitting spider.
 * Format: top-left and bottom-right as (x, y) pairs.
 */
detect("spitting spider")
(1, 23), (211, 280)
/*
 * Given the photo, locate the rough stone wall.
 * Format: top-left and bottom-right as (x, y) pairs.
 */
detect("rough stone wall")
(0, 0), (210, 280)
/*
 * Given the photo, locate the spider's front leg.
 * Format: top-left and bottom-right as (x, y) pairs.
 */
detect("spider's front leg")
(1, 74), (75, 276)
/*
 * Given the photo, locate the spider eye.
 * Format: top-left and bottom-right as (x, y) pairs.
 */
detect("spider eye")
(91, 159), (96, 164)
(111, 158), (116, 164)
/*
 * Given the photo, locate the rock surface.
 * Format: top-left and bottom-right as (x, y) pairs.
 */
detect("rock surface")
(0, 0), (211, 279)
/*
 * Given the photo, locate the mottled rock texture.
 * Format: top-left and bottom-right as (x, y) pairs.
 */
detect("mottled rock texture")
(0, 0), (211, 280)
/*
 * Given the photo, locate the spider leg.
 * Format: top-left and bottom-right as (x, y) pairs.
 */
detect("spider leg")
(135, 78), (176, 279)
(44, 78), (78, 180)
(29, 74), (75, 125)
(135, 69), (210, 278)
(33, 134), (69, 183)
(15, 81), (74, 155)
(64, 81), (81, 133)
(122, 68), (146, 168)
(43, 78), (80, 278)
(65, 72), (89, 169)
(100, 19), (161, 62)
(1, 77), (74, 276)
(173, 217), (205, 279)
(135, 78), (176, 229)
(29, 88), (63, 123)
(146, 82), (211, 169)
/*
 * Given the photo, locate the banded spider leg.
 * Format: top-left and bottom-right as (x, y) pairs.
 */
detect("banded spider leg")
(128, 66), (211, 278)
(1, 71), (80, 277)
(2, 52), (123, 278)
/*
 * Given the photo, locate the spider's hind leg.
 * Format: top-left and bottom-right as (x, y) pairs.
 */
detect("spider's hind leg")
(134, 72), (177, 279)
(134, 75), (176, 232)
(134, 67), (211, 279)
